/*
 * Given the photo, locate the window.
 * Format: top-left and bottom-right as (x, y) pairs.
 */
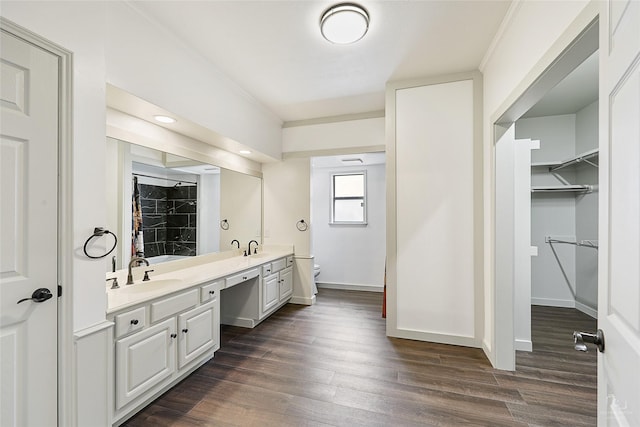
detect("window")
(331, 172), (367, 224)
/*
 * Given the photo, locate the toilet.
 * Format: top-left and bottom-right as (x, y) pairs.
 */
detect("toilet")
(313, 264), (320, 295)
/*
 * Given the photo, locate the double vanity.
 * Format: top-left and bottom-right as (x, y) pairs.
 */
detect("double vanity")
(106, 247), (294, 426)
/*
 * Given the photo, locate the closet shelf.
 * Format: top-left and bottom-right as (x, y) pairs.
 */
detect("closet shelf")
(549, 148), (599, 172)
(531, 185), (593, 193)
(530, 149), (599, 170)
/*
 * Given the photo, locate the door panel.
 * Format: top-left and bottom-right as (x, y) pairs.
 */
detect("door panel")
(599, 0), (640, 424)
(178, 301), (215, 368)
(0, 30), (59, 427)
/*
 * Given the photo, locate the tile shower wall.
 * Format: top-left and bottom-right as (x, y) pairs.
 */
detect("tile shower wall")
(139, 183), (197, 258)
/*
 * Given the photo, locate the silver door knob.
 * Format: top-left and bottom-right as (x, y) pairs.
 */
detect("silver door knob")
(573, 329), (605, 353)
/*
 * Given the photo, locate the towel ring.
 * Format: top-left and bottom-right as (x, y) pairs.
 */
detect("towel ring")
(83, 227), (118, 259)
(296, 219), (308, 232)
(220, 219), (229, 230)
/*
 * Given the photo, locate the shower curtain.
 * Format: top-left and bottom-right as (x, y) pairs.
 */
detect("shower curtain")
(131, 176), (145, 257)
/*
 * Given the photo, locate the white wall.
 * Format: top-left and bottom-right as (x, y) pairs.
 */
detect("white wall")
(311, 163), (386, 290)
(516, 115), (578, 307)
(389, 76), (479, 346)
(283, 117), (384, 154)
(105, 1), (282, 160)
(575, 101), (599, 314)
(481, 0), (592, 363)
(263, 158), (314, 304)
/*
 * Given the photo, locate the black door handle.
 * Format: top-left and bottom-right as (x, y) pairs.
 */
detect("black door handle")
(17, 288), (53, 304)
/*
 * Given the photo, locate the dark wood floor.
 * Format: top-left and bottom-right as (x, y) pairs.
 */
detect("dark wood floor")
(124, 289), (597, 426)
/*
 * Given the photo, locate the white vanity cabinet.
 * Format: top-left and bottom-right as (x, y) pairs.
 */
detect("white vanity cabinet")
(110, 279), (220, 424)
(260, 258), (293, 318)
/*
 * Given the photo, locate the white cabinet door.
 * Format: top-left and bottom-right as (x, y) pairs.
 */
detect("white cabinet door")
(115, 318), (176, 410)
(177, 301), (217, 369)
(263, 273), (280, 313)
(279, 267), (293, 301)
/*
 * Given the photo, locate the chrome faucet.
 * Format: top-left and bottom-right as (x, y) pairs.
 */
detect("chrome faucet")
(127, 256), (149, 285)
(247, 240), (259, 256)
(231, 239), (240, 249)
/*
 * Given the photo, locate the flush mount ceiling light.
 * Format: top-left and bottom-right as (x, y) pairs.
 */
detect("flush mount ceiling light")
(320, 3), (369, 45)
(153, 115), (176, 124)
(341, 157), (363, 164)
(239, 150), (252, 155)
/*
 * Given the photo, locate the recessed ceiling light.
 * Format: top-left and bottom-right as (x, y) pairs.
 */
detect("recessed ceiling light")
(153, 115), (176, 124)
(320, 3), (369, 45)
(239, 150), (252, 155)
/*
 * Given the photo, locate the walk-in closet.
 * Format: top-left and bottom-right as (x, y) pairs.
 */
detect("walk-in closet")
(515, 51), (599, 352)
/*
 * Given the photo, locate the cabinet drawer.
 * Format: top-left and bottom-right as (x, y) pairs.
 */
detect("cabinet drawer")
(114, 307), (146, 338)
(261, 263), (273, 276)
(286, 256), (294, 268)
(271, 258), (286, 273)
(225, 268), (259, 289)
(200, 280), (221, 303)
(151, 289), (199, 323)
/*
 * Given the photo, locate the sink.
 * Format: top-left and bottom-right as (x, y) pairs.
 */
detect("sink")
(247, 253), (272, 259)
(116, 278), (182, 294)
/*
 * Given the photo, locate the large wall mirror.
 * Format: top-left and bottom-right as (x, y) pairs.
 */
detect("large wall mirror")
(106, 136), (262, 271)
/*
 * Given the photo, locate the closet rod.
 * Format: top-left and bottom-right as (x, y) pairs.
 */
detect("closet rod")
(547, 238), (599, 250)
(132, 173), (196, 185)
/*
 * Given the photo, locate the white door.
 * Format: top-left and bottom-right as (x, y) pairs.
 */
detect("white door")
(598, 0), (640, 424)
(0, 30), (59, 426)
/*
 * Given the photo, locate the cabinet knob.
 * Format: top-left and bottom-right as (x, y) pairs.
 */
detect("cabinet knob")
(170, 333), (177, 339)
(209, 290), (215, 295)
(243, 276), (247, 280)
(182, 328), (189, 334)
(130, 319), (139, 325)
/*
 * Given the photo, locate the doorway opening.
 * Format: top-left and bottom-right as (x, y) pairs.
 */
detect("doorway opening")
(492, 15), (599, 371)
(309, 152), (386, 296)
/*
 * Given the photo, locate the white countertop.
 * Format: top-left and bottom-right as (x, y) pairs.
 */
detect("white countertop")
(106, 249), (293, 314)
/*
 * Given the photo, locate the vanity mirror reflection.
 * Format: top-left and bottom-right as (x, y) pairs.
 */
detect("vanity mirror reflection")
(105, 137), (262, 272)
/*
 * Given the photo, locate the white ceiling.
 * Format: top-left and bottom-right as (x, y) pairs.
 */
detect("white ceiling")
(129, 1), (512, 122)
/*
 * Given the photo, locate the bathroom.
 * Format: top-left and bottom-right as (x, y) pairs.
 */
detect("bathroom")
(2, 1), (638, 426)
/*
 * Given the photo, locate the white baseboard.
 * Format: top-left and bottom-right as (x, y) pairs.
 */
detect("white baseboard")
(531, 297), (575, 308)
(317, 281), (384, 293)
(289, 295), (316, 305)
(515, 339), (533, 352)
(575, 301), (598, 319)
(221, 316), (255, 328)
